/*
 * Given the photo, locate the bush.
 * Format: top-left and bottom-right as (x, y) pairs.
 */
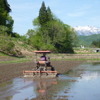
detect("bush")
(0, 35), (15, 55)
(0, 25), (8, 34)
(41, 44), (56, 51)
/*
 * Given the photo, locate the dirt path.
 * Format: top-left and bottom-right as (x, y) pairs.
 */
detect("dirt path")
(0, 59), (83, 83)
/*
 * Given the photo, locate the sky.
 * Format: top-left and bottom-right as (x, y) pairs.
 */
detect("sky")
(8, 0), (100, 35)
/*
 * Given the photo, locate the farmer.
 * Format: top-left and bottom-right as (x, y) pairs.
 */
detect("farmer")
(40, 53), (47, 61)
(40, 53), (51, 66)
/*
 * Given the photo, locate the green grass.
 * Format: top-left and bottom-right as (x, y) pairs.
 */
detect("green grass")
(0, 57), (100, 64)
(0, 52), (8, 56)
(75, 52), (100, 54)
(0, 58), (32, 64)
(51, 58), (100, 61)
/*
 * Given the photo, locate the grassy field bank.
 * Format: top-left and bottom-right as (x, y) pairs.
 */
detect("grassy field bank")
(0, 52), (100, 64)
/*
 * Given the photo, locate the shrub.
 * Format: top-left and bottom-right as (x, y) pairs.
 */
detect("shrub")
(0, 35), (15, 55)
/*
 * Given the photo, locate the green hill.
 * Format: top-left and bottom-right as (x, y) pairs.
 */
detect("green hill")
(78, 34), (100, 46)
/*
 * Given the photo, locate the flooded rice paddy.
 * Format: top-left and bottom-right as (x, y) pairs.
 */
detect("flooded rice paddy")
(0, 62), (100, 100)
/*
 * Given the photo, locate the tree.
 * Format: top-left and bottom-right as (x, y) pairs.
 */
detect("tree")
(0, 25), (8, 34)
(38, 1), (48, 26)
(0, 0), (13, 34)
(33, 17), (40, 27)
(30, 1), (77, 53)
(38, 2), (54, 26)
(92, 39), (100, 48)
(0, 0), (11, 25)
(4, 0), (11, 12)
(45, 21), (76, 53)
(6, 15), (14, 34)
(26, 29), (35, 38)
(60, 25), (76, 53)
(47, 7), (53, 22)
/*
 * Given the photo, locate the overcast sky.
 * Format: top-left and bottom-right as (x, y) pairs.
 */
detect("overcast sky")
(8, 0), (100, 35)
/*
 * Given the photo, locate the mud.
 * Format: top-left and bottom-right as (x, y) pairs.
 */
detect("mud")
(0, 58), (83, 83)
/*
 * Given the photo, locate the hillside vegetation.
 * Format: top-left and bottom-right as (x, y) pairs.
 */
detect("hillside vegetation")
(0, 35), (33, 57)
(78, 34), (100, 46)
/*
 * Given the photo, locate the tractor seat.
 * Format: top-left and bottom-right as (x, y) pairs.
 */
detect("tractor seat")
(38, 61), (46, 64)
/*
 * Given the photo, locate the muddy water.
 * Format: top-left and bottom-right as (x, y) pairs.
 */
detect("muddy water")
(0, 62), (100, 100)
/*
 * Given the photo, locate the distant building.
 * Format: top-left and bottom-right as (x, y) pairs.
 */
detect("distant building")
(93, 48), (100, 52)
(81, 45), (85, 49)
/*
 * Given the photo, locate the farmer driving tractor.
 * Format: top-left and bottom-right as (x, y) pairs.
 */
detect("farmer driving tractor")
(36, 52), (51, 70)
(23, 50), (57, 78)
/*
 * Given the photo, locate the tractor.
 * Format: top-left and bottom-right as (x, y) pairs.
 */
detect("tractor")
(23, 51), (57, 78)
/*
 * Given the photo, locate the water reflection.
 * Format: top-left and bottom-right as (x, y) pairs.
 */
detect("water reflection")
(0, 77), (58, 100)
(92, 62), (100, 65)
(54, 62), (100, 100)
(80, 71), (100, 80)
(0, 78), (37, 100)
